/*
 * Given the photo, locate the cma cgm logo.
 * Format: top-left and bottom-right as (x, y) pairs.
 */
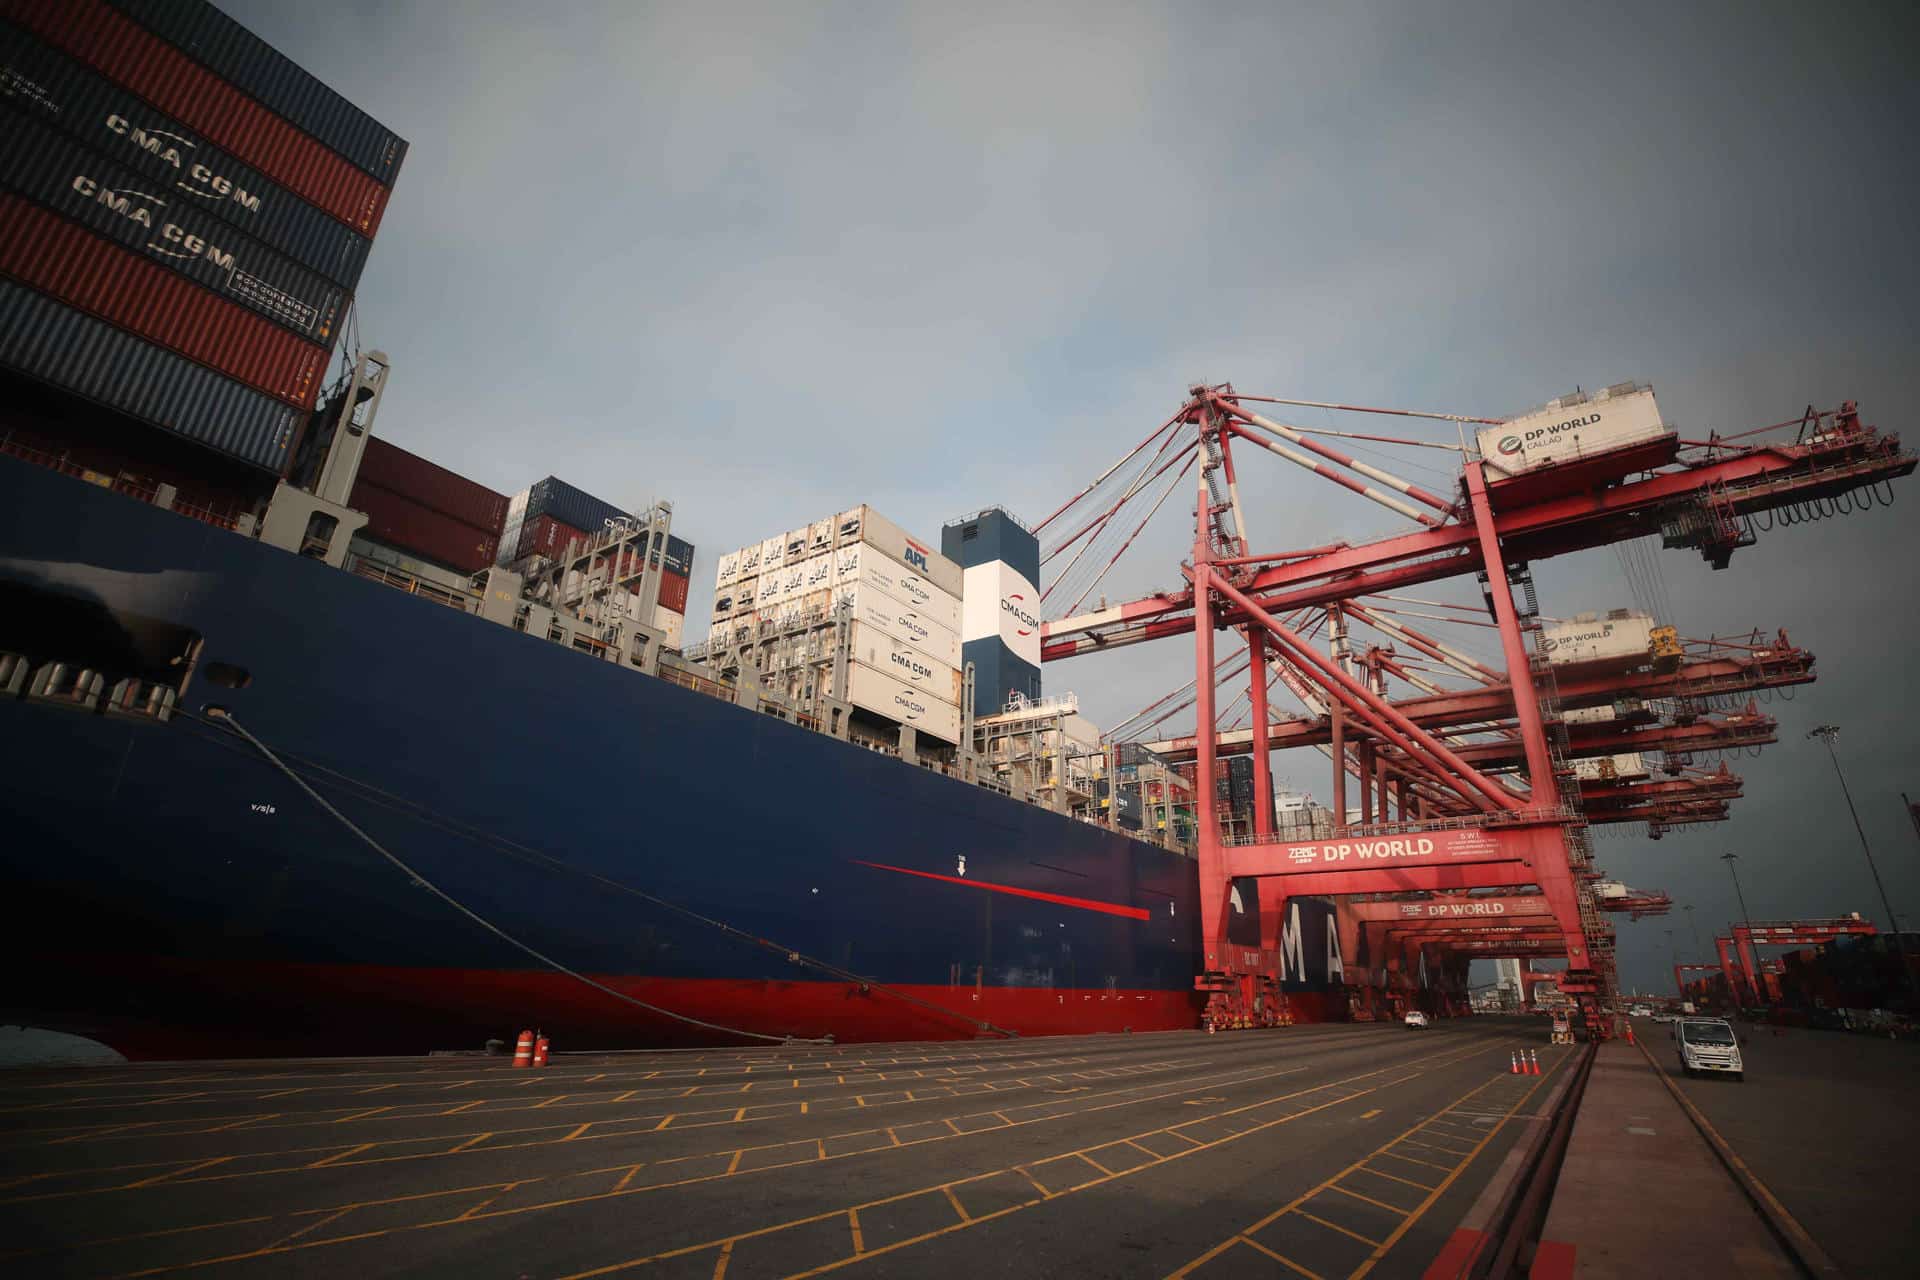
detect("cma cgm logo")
(70, 176), (238, 271)
(1002, 593), (1037, 637)
(892, 691), (926, 720)
(102, 115), (262, 213)
(902, 541), (930, 572)
(889, 650), (935, 682)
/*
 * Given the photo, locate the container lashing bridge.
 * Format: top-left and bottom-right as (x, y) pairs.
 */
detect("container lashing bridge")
(1035, 381), (1913, 1035)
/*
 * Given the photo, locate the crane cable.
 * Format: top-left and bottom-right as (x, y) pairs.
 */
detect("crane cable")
(205, 709), (1018, 1044)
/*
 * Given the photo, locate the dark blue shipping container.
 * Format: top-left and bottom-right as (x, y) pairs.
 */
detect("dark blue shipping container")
(107, 0), (405, 186)
(0, 277), (302, 470)
(1, 106), (348, 344)
(523, 476), (632, 535)
(0, 25), (373, 289)
(665, 534), (695, 578)
(942, 506), (1039, 585)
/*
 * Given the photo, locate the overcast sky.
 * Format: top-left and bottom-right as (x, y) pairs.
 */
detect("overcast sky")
(229, 0), (1919, 996)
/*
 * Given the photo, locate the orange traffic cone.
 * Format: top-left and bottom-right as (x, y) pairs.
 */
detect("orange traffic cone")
(513, 1029), (535, 1069)
(1509, 1051), (1520, 1075)
(533, 1034), (551, 1068)
(1529, 1050), (1541, 1075)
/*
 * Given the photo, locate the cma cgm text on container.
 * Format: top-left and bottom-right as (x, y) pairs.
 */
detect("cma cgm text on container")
(4, 0), (397, 235)
(0, 193), (327, 409)
(0, 26), (373, 288)
(2, 109), (349, 344)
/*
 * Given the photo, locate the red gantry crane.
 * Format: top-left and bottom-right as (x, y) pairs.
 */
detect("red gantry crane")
(1036, 382), (1912, 1035)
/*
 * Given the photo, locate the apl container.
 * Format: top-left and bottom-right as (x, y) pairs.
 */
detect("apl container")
(832, 542), (960, 630)
(0, 26), (373, 289)
(0, 193), (327, 408)
(6, 0), (395, 235)
(106, 0), (406, 185)
(2, 108), (350, 344)
(0, 277), (303, 470)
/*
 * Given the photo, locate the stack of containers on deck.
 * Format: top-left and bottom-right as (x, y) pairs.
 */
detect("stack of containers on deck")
(496, 476), (694, 647)
(710, 505), (964, 744)
(0, 0), (404, 477)
(347, 438), (506, 575)
(941, 508), (1042, 718)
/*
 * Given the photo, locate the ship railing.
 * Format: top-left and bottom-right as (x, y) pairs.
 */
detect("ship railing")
(346, 557), (478, 613)
(0, 434), (244, 532)
(655, 662), (735, 703)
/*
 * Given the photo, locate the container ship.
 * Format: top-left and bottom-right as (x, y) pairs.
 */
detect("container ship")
(0, 1), (1374, 1058)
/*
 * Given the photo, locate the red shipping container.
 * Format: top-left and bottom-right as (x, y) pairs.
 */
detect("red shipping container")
(658, 569), (690, 615)
(3, 0), (393, 236)
(355, 438), (507, 534)
(0, 194), (327, 408)
(352, 482), (499, 573)
(513, 513), (586, 561)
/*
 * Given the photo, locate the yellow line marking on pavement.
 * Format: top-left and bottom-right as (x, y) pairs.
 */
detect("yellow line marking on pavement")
(552, 1039), (1498, 1280)
(331, 1107), (391, 1124)
(711, 1239), (732, 1279)
(267, 1207), (354, 1249)
(725, 1151), (743, 1175)
(1293, 1208), (1381, 1246)
(611, 1165), (644, 1193)
(124, 1158), (232, 1189)
(1351, 1165), (1432, 1191)
(562, 1123), (592, 1141)
(448, 1132), (492, 1153)
(1359, 1108), (1382, 1119)
(1242, 1237), (1325, 1278)
(848, 1209), (865, 1254)
(1324, 1183), (1408, 1215)
(1378, 1150), (1453, 1172)
(305, 1144), (374, 1169)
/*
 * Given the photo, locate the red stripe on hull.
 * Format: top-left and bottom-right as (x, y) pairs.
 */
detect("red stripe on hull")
(36, 956), (1345, 1060)
(854, 860), (1152, 920)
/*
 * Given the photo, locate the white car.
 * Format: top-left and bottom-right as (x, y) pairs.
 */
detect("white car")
(1404, 1011), (1430, 1029)
(1677, 1017), (1744, 1080)
(1629, 1005), (1652, 1018)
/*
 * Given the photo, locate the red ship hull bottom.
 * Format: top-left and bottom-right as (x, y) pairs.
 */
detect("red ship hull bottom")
(31, 957), (1347, 1061)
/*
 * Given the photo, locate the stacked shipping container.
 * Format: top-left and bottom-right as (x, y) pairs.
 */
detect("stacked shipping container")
(0, 0), (404, 477)
(712, 504), (965, 743)
(496, 475), (694, 645)
(347, 438), (506, 574)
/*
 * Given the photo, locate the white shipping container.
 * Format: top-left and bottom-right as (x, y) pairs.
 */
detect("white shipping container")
(716, 550), (739, 587)
(738, 542), (762, 577)
(1568, 753), (1650, 782)
(1542, 611), (1655, 669)
(832, 543), (961, 629)
(846, 660), (962, 744)
(783, 528), (811, 566)
(759, 535), (786, 574)
(1562, 705), (1618, 725)
(848, 620), (962, 706)
(801, 550), (835, 594)
(731, 575), (758, 612)
(1478, 384), (1670, 477)
(833, 581), (962, 666)
(829, 504), (964, 599)
(808, 518), (833, 553)
(651, 605), (685, 649)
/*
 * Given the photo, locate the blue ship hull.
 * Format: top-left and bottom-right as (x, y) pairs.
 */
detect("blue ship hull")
(0, 456), (1347, 1056)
